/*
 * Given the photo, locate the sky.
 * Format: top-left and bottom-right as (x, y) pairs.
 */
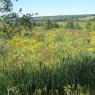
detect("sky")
(13, 0), (95, 16)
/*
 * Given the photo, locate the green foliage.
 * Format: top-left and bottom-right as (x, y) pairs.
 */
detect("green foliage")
(92, 23), (95, 31)
(0, 0), (35, 39)
(0, 13), (35, 39)
(0, 1), (95, 94)
(0, 0), (13, 12)
(65, 21), (82, 30)
(65, 21), (75, 29)
(0, 28), (95, 94)
(74, 22), (81, 29)
(45, 19), (59, 29)
(0, 51), (95, 94)
(19, 13), (35, 29)
(0, 0), (18, 13)
(85, 22), (92, 30)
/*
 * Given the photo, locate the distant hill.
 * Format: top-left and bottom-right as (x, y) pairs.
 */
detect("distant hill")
(34, 14), (95, 21)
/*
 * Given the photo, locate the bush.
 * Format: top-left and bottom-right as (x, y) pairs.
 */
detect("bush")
(45, 19), (59, 29)
(65, 21), (81, 30)
(0, 13), (35, 39)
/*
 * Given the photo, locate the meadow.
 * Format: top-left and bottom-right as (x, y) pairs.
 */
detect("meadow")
(0, 14), (95, 95)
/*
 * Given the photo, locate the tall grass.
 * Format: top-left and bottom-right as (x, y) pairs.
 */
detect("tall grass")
(0, 53), (95, 95)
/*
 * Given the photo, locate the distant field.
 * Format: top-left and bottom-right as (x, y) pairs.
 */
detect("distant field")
(34, 14), (95, 20)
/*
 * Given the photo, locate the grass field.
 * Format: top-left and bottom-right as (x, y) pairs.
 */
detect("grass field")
(0, 15), (95, 95)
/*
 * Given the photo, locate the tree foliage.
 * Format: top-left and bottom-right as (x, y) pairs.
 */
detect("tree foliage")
(0, 0), (18, 13)
(0, 0), (35, 39)
(46, 19), (59, 29)
(65, 21), (81, 30)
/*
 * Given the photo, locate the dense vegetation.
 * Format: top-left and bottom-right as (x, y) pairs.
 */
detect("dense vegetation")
(0, 0), (95, 95)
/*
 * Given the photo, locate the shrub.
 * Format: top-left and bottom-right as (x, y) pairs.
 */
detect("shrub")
(45, 19), (59, 29)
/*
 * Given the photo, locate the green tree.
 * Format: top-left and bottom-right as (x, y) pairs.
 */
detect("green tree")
(74, 22), (81, 29)
(65, 21), (75, 29)
(92, 24), (95, 31)
(46, 19), (59, 29)
(0, 0), (18, 13)
(85, 22), (92, 30)
(0, 0), (35, 39)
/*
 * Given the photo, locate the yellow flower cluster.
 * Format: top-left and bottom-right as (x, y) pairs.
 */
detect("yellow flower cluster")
(5, 37), (44, 64)
(45, 31), (57, 42)
(89, 32), (95, 45)
(4, 29), (95, 66)
(88, 48), (95, 53)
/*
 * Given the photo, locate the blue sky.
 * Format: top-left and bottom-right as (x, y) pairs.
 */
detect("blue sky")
(13, 0), (95, 16)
